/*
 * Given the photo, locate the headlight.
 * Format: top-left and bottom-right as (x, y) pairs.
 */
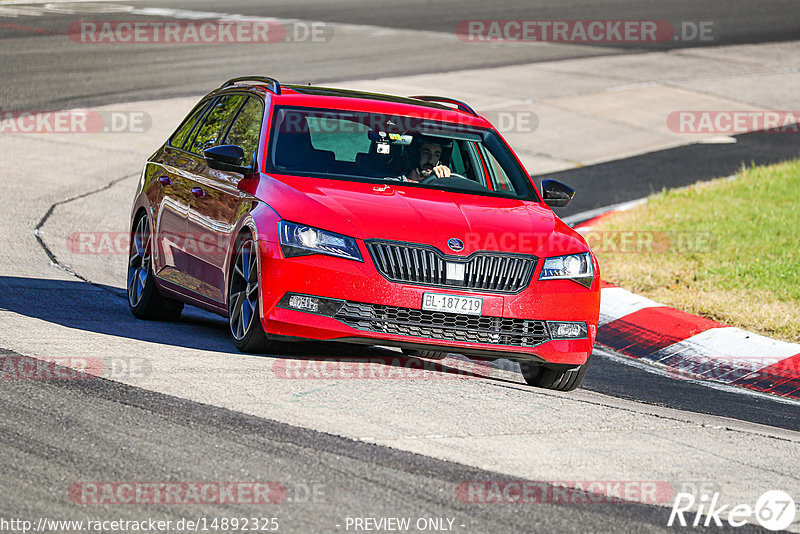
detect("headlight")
(278, 221), (363, 262)
(539, 252), (594, 287)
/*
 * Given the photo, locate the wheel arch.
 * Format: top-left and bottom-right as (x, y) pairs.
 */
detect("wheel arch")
(224, 206), (270, 311)
(129, 190), (156, 236)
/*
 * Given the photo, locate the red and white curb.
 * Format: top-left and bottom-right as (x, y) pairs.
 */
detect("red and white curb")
(596, 282), (800, 399)
(571, 205), (800, 400)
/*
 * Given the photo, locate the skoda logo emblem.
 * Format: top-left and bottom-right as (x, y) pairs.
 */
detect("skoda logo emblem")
(447, 238), (464, 252)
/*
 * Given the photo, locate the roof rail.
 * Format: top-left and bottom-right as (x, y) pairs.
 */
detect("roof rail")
(409, 95), (478, 117)
(221, 76), (281, 95)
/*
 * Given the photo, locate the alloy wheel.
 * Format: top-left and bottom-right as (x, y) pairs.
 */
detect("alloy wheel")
(127, 215), (151, 308)
(229, 239), (260, 340)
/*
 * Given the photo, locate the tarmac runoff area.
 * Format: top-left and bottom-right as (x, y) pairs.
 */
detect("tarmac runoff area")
(1, 39), (799, 529)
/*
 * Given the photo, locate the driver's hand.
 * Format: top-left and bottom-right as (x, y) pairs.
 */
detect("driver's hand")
(431, 165), (451, 178)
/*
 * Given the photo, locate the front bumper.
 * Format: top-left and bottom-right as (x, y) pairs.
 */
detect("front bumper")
(257, 240), (599, 365)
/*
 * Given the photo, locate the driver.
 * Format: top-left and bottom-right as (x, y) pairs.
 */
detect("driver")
(401, 135), (452, 182)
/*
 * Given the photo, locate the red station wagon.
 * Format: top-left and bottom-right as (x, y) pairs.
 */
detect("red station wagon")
(128, 76), (600, 391)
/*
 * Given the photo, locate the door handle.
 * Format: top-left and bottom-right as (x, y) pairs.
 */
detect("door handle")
(158, 176), (172, 186)
(191, 187), (205, 198)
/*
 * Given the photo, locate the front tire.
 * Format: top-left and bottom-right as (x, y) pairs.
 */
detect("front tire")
(519, 360), (588, 391)
(228, 234), (272, 353)
(127, 213), (183, 321)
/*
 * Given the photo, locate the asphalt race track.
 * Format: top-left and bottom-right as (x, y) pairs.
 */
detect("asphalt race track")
(3, 0), (800, 110)
(1, 1), (799, 533)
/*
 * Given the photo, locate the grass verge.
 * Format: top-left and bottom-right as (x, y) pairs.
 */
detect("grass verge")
(586, 159), (800, 342)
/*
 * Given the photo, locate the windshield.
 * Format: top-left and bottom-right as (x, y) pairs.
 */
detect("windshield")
(267, 107), (536, 200)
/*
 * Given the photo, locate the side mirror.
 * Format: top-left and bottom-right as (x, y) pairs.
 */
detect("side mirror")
(204, 145), (250, 173)
(541, 179), (575, 208)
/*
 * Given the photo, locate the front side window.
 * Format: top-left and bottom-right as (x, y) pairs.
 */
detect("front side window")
(188, 94), (246, 155)
(224, 96), (265, 166)
(268, 107), (535, 199)
(478, 144), (515, 192)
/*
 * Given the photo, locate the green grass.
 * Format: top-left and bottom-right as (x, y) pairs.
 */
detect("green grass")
(590, 159), (800, 342)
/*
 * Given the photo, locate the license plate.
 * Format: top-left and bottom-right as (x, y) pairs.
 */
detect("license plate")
(422, 292), (483, 316)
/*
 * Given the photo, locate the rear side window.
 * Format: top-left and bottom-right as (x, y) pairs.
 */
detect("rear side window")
(170, 101), (211, 149)
(224, 96), (264, 166)
(187, 94), (246, 155)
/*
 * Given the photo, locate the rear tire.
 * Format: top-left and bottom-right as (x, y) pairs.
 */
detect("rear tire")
(519, 360), (588, 391)
(228, 234), (273, 353)
(401, 348), (448, 360)
(127, 213), (183, 321)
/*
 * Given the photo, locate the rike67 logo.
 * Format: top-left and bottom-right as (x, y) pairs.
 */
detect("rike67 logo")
(668, 490), (796, 530)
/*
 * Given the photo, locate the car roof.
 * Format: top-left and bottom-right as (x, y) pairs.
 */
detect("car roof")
(213, 79), (492, 129)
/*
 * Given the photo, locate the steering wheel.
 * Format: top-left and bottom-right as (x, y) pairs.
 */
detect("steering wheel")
(420, 172), (470, 184)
